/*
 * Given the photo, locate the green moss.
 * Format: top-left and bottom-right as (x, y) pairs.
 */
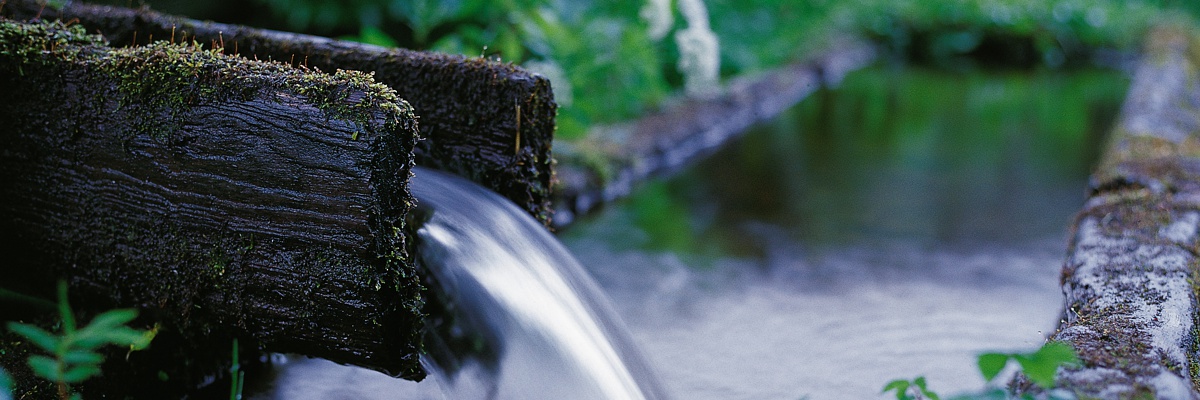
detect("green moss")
(1, 17), (428, 384)
(290, 69), (418, 141)
(88, 42), (416, 144)
(1105, 134), (1200, 166)
(0, 20), (103, 74)
(97, 42), (243, 142)
(0, 19), (418, 147)
(1191, 261), (1200, 389)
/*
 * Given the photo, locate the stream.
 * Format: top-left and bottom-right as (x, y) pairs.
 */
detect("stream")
(561, 66), (1127, 399)
(251, 66), (1129, 399)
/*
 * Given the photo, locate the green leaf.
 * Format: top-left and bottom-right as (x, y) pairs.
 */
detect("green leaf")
(1, 367), (14, 400)
(26, 355), (61, 382)
(1016, 342), (1080, 389)
(84, 309), (138, 331)
(881, 379), (912, 400)
(130, 325), (158, 351)
(6, 322), (60, 353)
(61, 364), (101, 383)
(0, 288), (56, 310)
(977, 353), (1010, 382)
(57, 281), (76, 334)
(913, 377), (940, 400)
(60, 349), (103, 365)
(1036, 342), (1081, 367)
(72, 326), (146, 350)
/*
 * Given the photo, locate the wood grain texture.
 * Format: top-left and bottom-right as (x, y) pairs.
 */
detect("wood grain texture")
(0, 20), (423, 397)
(2, 0), (558, 227)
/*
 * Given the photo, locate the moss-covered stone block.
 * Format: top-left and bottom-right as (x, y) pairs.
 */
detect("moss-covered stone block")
(1044, 26), (1200, 399)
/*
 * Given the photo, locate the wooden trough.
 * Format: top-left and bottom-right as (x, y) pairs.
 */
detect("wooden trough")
(0, 2), (556, 397)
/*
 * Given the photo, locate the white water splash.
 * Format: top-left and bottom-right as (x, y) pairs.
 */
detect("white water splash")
(411, 167), (667, 400)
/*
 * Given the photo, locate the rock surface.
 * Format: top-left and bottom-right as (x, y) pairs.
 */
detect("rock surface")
(1046, 27), (1200, 398)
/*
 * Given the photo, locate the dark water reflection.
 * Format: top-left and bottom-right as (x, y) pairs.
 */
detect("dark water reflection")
(562, 66), (1128, 398)
(641, 67), (1124, 254)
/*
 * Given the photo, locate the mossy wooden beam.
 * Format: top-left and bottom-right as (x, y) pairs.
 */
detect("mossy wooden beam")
(2, 0), (557, 227)
(0, 20), (423, 397)
(1034, 27), (1200, 398)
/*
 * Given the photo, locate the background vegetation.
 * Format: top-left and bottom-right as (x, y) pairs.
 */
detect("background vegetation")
(91, 0), (1200, 139)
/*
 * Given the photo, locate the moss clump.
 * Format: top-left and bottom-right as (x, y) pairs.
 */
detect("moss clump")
(0, 17), (427, 391)
(0, 20), (103, 74)
(292, 69), (419, 141)
(98, 42), (252, 142)
(1091, 132), (1200, 197)
(0, 18), (419, 148)
(89, 41), (418, 144)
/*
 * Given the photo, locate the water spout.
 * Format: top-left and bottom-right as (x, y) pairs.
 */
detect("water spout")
(411, 166), (667, 400)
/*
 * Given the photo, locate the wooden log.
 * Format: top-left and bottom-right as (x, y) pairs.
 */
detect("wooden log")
(0, 19), (423, 397)
(1035, 27), (1200, 398)
(2, 0), (558, 227)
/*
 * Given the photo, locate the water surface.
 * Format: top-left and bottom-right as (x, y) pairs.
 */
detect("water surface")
(561, 66), (1128, 399)
(249, 66), (1128, 399)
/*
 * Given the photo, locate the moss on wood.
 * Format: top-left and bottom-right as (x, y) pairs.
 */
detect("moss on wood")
(2, 0), (557, 227)
(0, 18), (423, 397)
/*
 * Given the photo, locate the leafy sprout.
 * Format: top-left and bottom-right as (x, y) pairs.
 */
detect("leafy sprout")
(977, 342), (1080, 389)
(883, 376), (941, 400)
(883, 342), (1080, 400)
(6, 281), (155, 400)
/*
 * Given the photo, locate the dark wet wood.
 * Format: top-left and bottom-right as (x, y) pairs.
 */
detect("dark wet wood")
(3, 0), (557, 227)
(0, 20), (423, 398)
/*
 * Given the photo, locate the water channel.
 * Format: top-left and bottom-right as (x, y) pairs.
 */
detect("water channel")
(561, 66), (1128, 399)
(254, 65), (1130, 399)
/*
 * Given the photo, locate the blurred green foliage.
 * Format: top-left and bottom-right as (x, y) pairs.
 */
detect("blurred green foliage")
(883, 342), (1081, 399)
(6, 282), (155, 400)
(246, 0), (1196, 139)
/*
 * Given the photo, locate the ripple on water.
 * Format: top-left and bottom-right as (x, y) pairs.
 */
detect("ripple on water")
(566, 237), (1065, 400)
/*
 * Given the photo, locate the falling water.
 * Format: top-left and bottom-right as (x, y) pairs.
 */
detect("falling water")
(409, 166), (667, 400)
(252, 167), (666, 400)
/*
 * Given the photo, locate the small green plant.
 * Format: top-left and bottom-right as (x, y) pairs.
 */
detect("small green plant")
(6, 281), (155, 400)
(228, 338), (245, 400)
(977, 342), (1080, 390)
(882, 376), (940, 400)
(883, 342), (1081, 400)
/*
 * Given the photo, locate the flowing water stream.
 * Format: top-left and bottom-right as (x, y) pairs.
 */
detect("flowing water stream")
(561, 66), (1128, 398)
(252, 66), (1129, 399)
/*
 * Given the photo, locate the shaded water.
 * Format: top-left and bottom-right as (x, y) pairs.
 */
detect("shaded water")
(562, 66), (1129, 399)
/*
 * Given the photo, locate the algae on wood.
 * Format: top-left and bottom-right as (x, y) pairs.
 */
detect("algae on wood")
(0, 20), (423, 397)
(1038, 27), (1200, 399)
(2, 0), (557, 227)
